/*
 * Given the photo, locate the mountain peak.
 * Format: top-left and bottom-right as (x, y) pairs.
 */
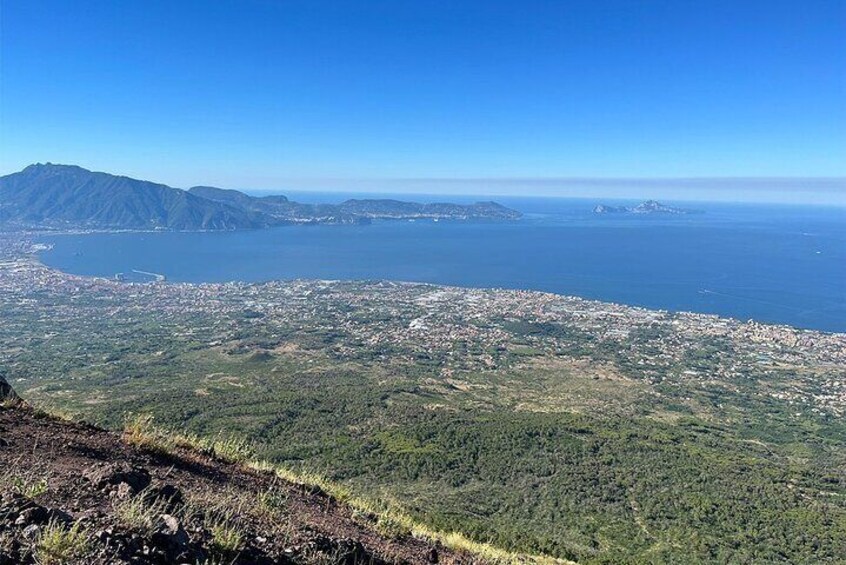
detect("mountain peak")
(0, 164), (261, 230)
(23, 162), (89, 172)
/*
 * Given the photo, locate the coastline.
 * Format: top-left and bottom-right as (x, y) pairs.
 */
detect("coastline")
(26, 227), (846, 336)
(4, 232), (844, 343)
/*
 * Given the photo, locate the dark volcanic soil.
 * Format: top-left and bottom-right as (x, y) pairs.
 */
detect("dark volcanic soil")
(0, 402), (477, 564)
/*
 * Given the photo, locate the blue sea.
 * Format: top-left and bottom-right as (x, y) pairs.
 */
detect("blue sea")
(40, 196), (846, 333)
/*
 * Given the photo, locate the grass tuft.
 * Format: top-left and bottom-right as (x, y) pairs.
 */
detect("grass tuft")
(113, 489), (171, 535)
(194, 431), (254, 463)
(34, 519), (91, 565)
(257, 484), (289, 514)
(1, 471), (49, 498)
(208, 511), (244, 554)
(123, 413), (171, 454)
(124, 413), (253, 462)
(374, 514), (411, 539)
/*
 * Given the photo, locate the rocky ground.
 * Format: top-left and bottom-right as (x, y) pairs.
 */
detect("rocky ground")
(0, 384), (473, 565)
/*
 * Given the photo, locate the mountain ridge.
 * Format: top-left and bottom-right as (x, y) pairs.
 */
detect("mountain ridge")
(0, 164), (521, 231)
(0, 164), (263, 230)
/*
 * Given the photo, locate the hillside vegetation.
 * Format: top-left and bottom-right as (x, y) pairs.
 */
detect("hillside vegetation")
(1, 243), (845, 563)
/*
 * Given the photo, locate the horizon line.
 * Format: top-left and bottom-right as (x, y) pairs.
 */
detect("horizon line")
(4, 163), (845, 205)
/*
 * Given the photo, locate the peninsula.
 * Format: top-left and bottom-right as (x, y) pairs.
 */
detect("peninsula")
(0, 164), (521, 231)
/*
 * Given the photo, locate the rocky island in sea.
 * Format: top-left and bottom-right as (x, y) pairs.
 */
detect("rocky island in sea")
(593, 199), (701, 215)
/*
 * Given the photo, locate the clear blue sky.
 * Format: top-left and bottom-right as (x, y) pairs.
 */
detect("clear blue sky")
(1, 0), (844, 202)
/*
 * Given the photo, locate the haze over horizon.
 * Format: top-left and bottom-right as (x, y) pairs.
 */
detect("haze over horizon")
(1, 1), (844, 204)
(5, 163), (846, 206)
(243, 176), (846, 206)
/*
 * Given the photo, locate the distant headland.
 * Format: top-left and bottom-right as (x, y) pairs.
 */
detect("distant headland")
(0, 164), (521, 232)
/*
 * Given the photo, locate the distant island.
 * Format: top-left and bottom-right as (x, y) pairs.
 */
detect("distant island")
(0, 164), (521, 231)
(593, 200), (701, 215)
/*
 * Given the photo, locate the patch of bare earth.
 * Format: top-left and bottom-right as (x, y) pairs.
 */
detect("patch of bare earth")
(0, 403), (478, 565)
